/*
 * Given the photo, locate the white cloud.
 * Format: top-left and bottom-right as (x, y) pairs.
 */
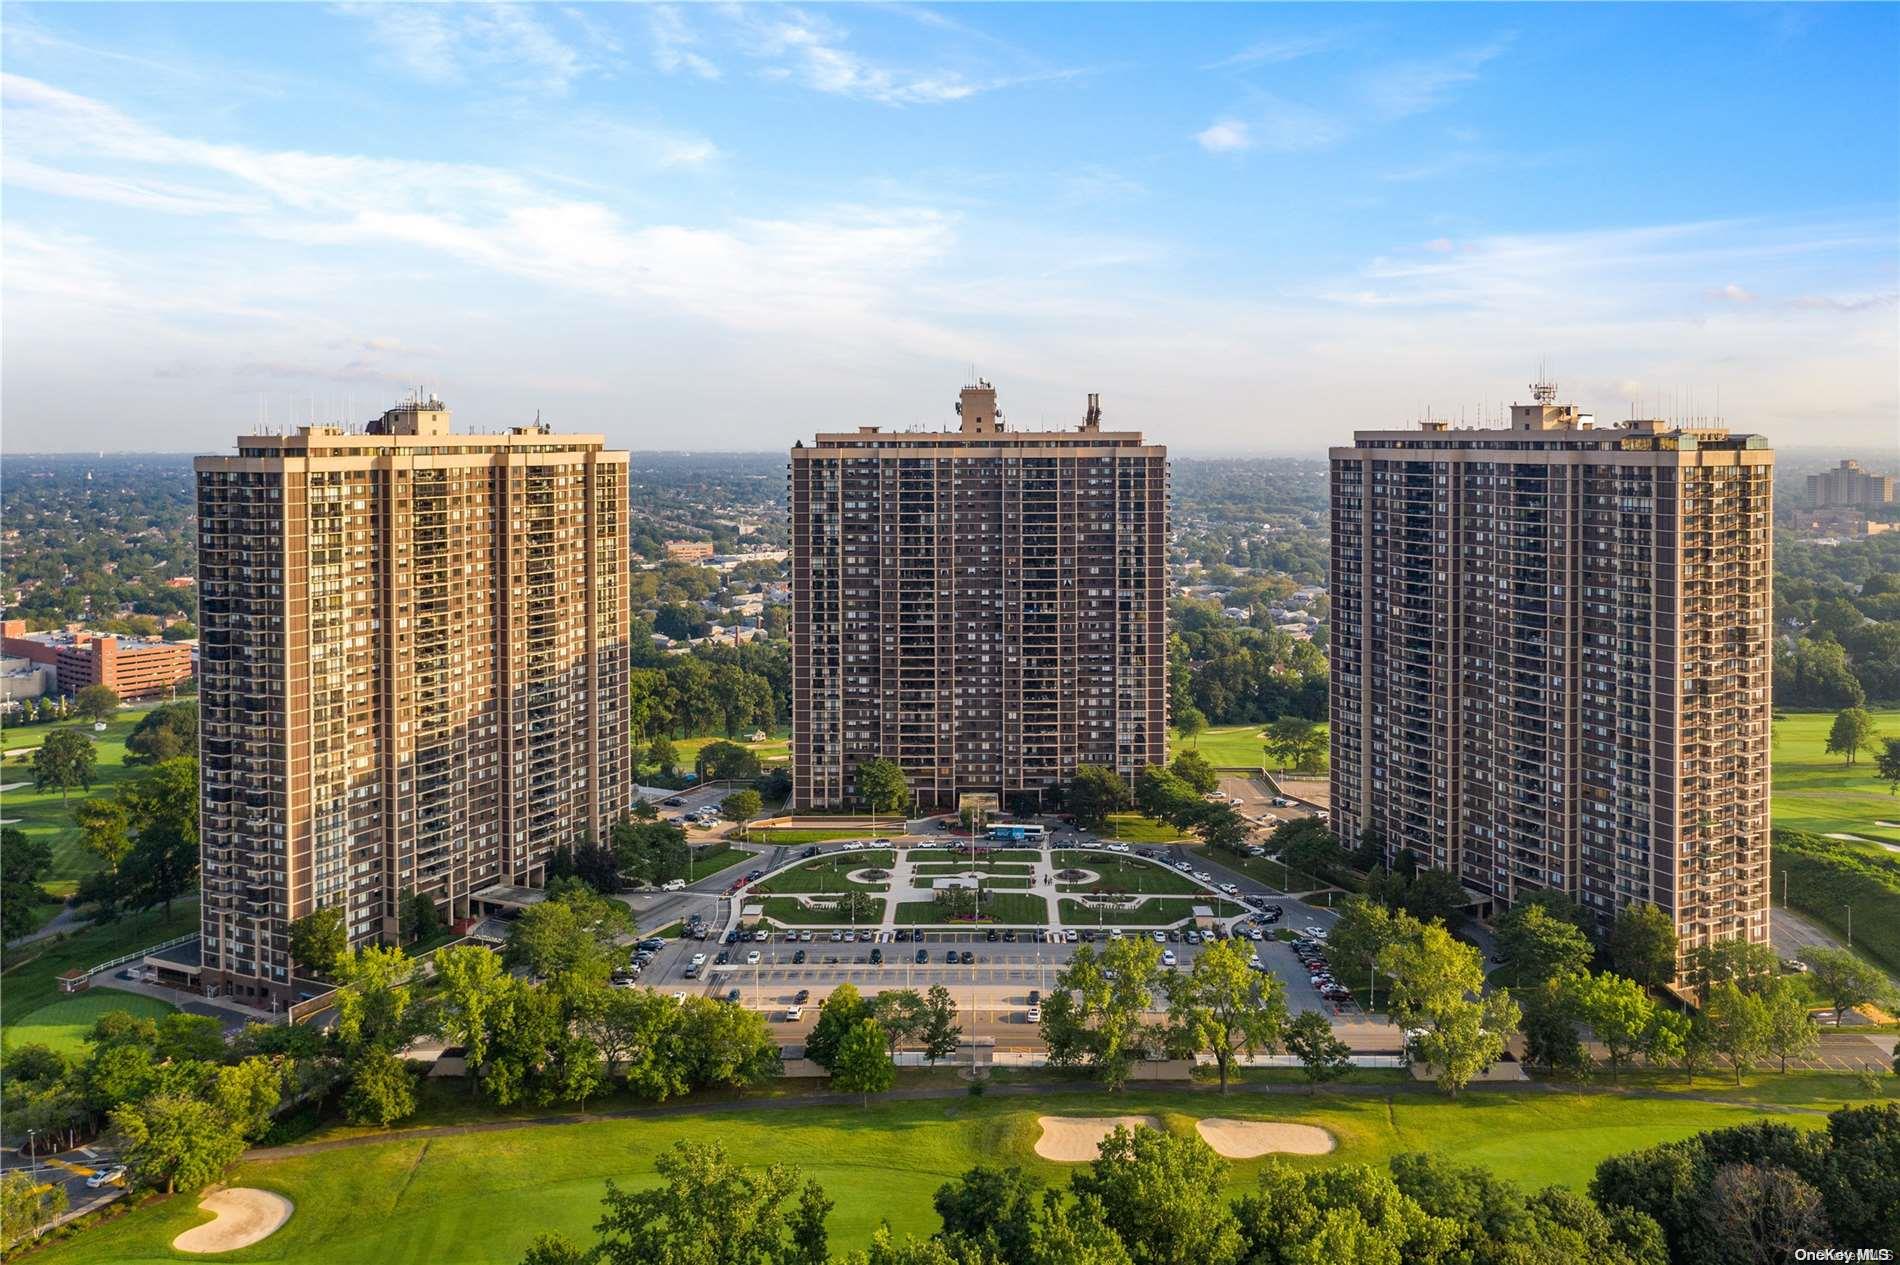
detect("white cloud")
(333, 3), (602, 94)
(1709, 282), (1757, 304)
(724, 6), (1078, 106)
(1195, 119), (1252, 153)
(1423, 237), (1456, 253)
(1357, 38), (1513, 120)
(1197, 96), (1345, 155)
(1204, 32), (1340, 71)
(650, 5), (719, 80)
(0, 73), (957, 344)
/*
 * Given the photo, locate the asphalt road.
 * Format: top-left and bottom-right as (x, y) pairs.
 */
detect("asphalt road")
(0, 1143), (125, 1226)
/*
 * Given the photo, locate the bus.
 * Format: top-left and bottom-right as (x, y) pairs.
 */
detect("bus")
(987, 823), (1046, 843)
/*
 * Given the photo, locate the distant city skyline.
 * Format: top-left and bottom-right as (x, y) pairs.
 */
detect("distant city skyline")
(2, 2), (1896, 453)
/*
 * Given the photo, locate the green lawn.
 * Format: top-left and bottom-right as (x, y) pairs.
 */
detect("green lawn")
(0, 899), (200, 1038)
(749, 852), (895, 895)
(1170, 722), (1330, 771)
(672, 729), (791, 771)
(1769, 710), (1900, 977)
(758, 896), (888, 927)
(1052, 853), (1202, 895)
(893, 892), (1051, 925)
(1057, 897), (1244, 926)
(685, 845), (754, 881)
(749, 827), (884, 845)
(2, 989), (176, 1056)
(1772, 709), (1900, 845)
(911, 861), (1036, 877)
(1, 705), (165, 879)
(29, 1084), (1842, 1265)
(1101, 814), (1189, 844)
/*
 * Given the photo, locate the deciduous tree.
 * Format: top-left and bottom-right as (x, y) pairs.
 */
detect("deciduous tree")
(111, 1092), (245, 1194)
(1067, 765), (1133, 832)
(1608, 903), (1679, 989)
(1799, 946), (1891, 1026)
(1826, 706), (1879, 767)
(1284, 1009), (1353, 1091)
(1163, 937), (1288, 1092)
(1042, 939), (1162, 1091)
(32, 727), (95, 803)
(288, 905), (347, 976)
(831, 1017), (895, 1106)
(73, 684), (120, 724)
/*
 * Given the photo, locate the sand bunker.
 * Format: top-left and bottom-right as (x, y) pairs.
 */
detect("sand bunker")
(1194, 1118), (1336, 1158)
(1034, 1115), (1160, 1161)
(172, 1188), (294, 1253)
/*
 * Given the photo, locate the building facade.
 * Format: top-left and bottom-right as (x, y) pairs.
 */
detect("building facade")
(0, 620), (194, 700)
(1329, 385), (1773, 976)
(789, 384), (1169, 812)
(195, 398), (630, 1005)
(1806, 459), (1894, 508)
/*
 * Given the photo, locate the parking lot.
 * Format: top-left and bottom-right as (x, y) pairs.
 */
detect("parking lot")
(624, 913), (1386, 1047)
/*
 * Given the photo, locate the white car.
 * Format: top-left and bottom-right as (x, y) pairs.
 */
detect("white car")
(1152, 931), (1166, 943)
(662, 878), (686, 891)
(673, 991), (687, 1003)
(85, 1165), (126, 1189)
(1108, 928), (1123, 940)
(785, 1005), (805, 1022)
(1194, 871), (1213, 884)
(1161, 950), (1177, 967)
(690, 953), (707, 967)
(1176, 860), (1193, 872)
(1065, 929), (1079, 942)
(1027, 1005), (1042, 1022)
(746, 950), (761, 965)
(1220, 882), (1239, 895)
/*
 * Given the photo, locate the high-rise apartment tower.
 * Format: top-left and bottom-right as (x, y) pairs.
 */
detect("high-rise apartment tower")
(195, 397), (630, 1005)
(1329, 385), (1773, 976)
(789, 383), (1169, 811)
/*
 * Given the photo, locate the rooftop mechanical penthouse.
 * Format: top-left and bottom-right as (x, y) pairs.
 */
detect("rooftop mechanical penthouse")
(789, 383), (1169, 813)
(194, 397), (631, 1007)
(1329, 384), (1773, 978)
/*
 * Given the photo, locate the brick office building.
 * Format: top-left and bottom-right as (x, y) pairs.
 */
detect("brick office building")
(0, 620), (194, 700)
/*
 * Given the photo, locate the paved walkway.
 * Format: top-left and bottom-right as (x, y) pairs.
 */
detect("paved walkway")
(5, 905), (91, 949)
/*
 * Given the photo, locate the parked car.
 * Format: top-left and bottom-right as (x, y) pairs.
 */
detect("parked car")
(746, 950), (761, 965)
(663, 796), (685, 806)
(1027, 1006), (1041, 1022)
(86, 1166), (126, 1189)
(870, 948), (883, 965)
(726, 988), (742, 1002)
(690, 953), (708, 967)
(1161, 950), (1178, 967)
(960, 950), (975, 964)
(944, 949), (959, 963)
(916, 949), (929, 964)
(792, 949), (807, 964)
(785, 1005), (804, 1022)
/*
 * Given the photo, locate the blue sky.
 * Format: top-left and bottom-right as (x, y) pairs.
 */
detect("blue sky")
(2, 2), (1895, 453)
